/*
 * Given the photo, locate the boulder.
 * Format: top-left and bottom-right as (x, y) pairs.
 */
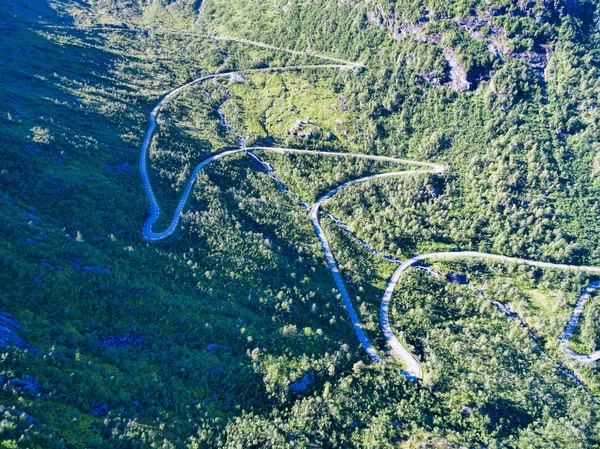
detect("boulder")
(206, 343), (229, 352)
(6, 375), (41, 396)
(0, 405), (39, 425)
(0, 313), (37, 352)
(446, 272), (468, 285)
(288, 372), (315, 393)
(99, 333), (142, 348)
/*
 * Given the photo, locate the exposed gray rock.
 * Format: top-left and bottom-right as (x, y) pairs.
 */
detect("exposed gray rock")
(0, 312), (23, 330)
(446, 272), (468, 285)
(0, 405), (39, 426)
(422, 73), (443, 87)
(0, 313), (37, 352)
(206, 343), (229, 352)
(395, 19), (432, 41)
(288, 371), (315, 393)
(67, 258), (110, 274)
(228, 73), (245, 84)
(366, 4), (551, 87)
(443, 48), (470, 92)
(5, 375), (41, 396)
(90, 403), (109, 418)
(99, 333), (142, 348)
(288, 119), (322, 140)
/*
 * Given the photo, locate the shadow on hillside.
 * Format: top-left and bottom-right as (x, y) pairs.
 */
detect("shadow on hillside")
(0, 0), (351, 425)
(0, 0), (75, 26)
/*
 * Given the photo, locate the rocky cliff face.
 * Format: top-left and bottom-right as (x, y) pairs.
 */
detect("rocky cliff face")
(164, 0), (203, 16)
(362, 0), (570, 91)
(0, 312), (37, 352)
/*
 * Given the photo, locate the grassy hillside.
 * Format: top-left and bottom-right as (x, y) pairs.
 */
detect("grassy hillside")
(1, 0), (600, 448)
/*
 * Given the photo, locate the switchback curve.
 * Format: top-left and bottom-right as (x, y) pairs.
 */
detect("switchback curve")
(381, 252), (600, 379)
(140, 66), (360, 241)
(561, 281), (600, 363)
(137, 41), (444, 361)
(137, 32), (600, 380)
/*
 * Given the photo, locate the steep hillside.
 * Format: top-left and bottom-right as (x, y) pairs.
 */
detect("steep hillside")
(1, 0), (600, 448)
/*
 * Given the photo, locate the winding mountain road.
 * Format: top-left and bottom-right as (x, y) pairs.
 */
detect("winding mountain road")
(380, 252), (600, 379)
(140, 66), (360, 240)
(561, 281), (600, 363)
(136, 30), (600, 380)
(137, 47), (441, 360)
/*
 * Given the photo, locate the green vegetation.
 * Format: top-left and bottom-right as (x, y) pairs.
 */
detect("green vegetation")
(227, 71), (357, 149)
(255, 151), (412, 203)
(387, 269), (597, 446)
(2, 0), (600, 447)
(423, 259), (591, 350)
(570, 289), (600, 355)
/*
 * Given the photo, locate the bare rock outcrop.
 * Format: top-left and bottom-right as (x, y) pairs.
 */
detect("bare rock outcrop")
(443, 49), (470, 92)
(288, 371), (315, 393)
(364, 2), (554, 90)
(0, 312), (37, 352)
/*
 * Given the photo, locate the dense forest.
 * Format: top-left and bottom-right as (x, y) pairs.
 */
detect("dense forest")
(1, 0), (600, 447)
